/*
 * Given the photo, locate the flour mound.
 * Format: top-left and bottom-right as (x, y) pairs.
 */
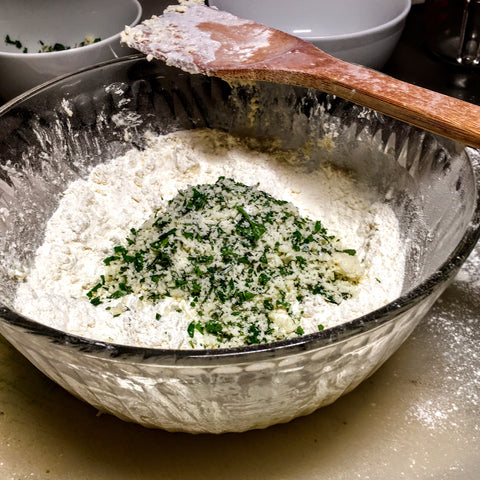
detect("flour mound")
(15, 129), (405, 349)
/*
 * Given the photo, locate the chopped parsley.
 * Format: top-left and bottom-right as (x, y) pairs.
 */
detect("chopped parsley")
(86, 177), (362, 348)
(4, 35), (101, 53)
(5, 34), (27, 53)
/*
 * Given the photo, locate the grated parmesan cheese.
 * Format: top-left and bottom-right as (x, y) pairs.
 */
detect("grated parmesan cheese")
(14, 129), (405, 349)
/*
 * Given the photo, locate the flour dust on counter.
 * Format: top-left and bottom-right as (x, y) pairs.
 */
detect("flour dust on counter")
(14, 128), (405, 349)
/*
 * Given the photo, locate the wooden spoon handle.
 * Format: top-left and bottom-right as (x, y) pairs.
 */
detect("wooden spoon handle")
(217, 41), (480, 148)
(122, 5), (480, 148)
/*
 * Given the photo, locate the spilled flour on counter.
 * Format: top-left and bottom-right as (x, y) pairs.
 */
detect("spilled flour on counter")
(406, 245), (480, 434)
(14, 129), (405, 349)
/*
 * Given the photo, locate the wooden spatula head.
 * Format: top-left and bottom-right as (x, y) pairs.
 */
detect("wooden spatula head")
(121, 5), (309, 74)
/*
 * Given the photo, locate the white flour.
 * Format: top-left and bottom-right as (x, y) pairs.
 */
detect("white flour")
(14, 129), (405, 348)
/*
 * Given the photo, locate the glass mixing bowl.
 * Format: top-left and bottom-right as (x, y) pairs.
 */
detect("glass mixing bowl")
(0, 55), (479, 433)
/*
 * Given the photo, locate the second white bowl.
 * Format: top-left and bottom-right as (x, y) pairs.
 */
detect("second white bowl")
(0, 0), (142, 102)
(209, 0), (411, 69)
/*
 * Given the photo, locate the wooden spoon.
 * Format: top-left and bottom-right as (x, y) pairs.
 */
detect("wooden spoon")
(121, 4), (480, 148)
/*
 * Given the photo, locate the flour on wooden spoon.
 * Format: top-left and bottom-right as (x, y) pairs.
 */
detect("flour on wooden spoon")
(121, 1), (283, 74)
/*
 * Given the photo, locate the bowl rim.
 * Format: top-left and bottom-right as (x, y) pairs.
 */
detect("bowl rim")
(1, 54), (479, 365)
(0, 0), (142, 58)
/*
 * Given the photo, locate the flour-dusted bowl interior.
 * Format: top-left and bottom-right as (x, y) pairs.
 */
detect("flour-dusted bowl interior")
(0, 0), (142, 102)
(0, 55), (479, 433)
(208, 0), (411, 69)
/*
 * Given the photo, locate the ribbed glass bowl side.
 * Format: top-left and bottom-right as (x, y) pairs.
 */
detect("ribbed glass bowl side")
(0, 299), (432, 433)
(0, 56), (479, 433)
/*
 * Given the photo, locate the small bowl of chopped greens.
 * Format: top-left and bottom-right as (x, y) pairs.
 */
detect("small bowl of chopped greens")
(0, 56), (479, 434)
(0, 0), (142, 102)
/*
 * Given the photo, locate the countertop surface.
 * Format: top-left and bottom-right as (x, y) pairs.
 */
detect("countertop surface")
(1, 4), (480, 479)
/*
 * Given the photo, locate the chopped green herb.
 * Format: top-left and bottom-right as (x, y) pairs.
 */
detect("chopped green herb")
(85, 177), (362, 348)
(339, 248), (357, 256)
(4, 35), (101, 53)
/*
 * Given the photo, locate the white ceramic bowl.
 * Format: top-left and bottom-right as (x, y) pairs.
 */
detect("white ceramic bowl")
(209, 0), (411, 69)
(0, 0), (142, 102)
